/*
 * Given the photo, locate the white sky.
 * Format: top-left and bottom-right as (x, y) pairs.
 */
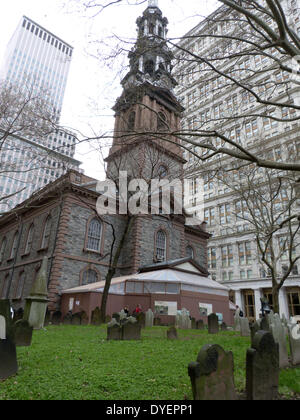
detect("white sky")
(0, 0), (220, 179)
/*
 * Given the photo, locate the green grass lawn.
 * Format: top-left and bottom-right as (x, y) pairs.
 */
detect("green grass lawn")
(0, 325), (299, 400)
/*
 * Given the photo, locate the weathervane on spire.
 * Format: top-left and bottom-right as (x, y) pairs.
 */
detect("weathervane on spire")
(148, 0), (158, 7)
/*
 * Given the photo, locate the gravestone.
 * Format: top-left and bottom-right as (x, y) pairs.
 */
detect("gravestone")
(13, 308), (24, 323)
(51, 311), (62, 325)
(177, 309), (190, 330)
(246, 330), (279, 400)
(221, 322), (227, 331)
(23, 256), (49, 329)
(288, 323), (300, 366)
(107, 319), (121, 341)
(81, 311), (89, 325)
(122, 318), (141, 340)
(136, 312), (146, 328)
(240, 317), (251, 337)
(154, 317), (161, 326)
(188, 344), (237, 400)
(14, 320), (33, 347)
(208, 313), (219, 334)
(196, 320), (204, 330)
(91, 307), (102, 326)
(260, 315), (271, 332)
(72, 313), (82, 325)
(63, 311), (73, 325)
(0, 301), (18, 380)
(167, 326), (178, 340)
(250, 321), (261, 346)
(145, 309), (154, 328)
(270, 314), (289, 368)
(234, 312), (241, 332)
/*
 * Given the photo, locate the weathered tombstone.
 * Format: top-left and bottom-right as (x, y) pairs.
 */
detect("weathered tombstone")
(63, 311), (73, 325)
(234, 312), (241, 332)
(196, 320), (204, 330)
(154, 317), (161, 326)
(188, 344), (237, 400)
(240, 317), (251, 337)
(0, 301), (18, 380)
(288, 323), (300, 366)
(136, 312), (146, 328)
(81, 311), (89, 325)
(221, 322), (227, 331)
(246, 330), (279, 400)
(51, 311), (62, 325)
(23, 256), (49, 330)
(14, 320), (33, 347)
(177, 309), (190, 330)
(145, 309), (154, 328)
(270, 314), (289, 368)
(72, 312), (82, 325)
(260, 315), (271, 332)
(122, 318), (141, 340)
(250, 321), (261, 346)
(91, 307), (102, 326)
(107, 319), (121, 341)
(167, 326), (178, 340)
(208, 313), (219, 334)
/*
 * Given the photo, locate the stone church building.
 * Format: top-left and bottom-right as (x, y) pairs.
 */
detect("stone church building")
(0, 2), (232, 324)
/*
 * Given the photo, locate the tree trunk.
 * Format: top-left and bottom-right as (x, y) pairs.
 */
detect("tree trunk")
(100, 216), (134, 322)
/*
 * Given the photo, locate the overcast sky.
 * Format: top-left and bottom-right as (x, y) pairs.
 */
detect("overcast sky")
(0, 0), (220, 179)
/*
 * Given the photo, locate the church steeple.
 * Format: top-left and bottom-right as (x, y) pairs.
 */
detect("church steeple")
(121, 0), (177, 92)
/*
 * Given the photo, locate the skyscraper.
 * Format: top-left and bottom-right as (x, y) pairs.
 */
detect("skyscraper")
(0, 16), (81, 212)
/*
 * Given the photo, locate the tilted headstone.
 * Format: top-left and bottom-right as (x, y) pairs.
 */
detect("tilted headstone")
(145, 309), (154, 328)
(188, 344), (237, 400)
(91, 307), (102, 326)
(196, 320), (204, 330)
(240, 317), (251, 337)
(0, 300), (18, 380)
(23, 256), (50, 330)
(122, 318), (141, 340)
(288, 323), (300, 366)
(167, 326), (178, 340)
(208, 313), (219, 334)
(246, 330), (279, 400)
(107, 319), (121, 341)
(270, 314), (289, 368)
(14, 320), (33, 347)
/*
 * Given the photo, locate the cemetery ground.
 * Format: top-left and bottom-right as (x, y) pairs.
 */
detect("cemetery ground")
(0, 325), (299, 400)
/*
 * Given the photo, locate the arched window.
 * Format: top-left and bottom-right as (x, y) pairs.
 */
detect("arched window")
(41, 216), (52, 249)
(0, 238), (7, 263)
(144, 60), (155, 76)
(87, 218), (102, 252)
(127, 111), (136, 131)
(9, 231), (19, 260)
(25, 224), (34, 254)
(186, 245), (194, 259)
(82, 269), (98, 286)
(156, 230), (167, 262)
(14, 271), (26, 299)
(0, 274), (10, 299)
(157, 112), (168, 131)
(158, 165), (168, 179)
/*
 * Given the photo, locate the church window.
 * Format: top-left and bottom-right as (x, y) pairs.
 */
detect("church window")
(9, 231), (19, 260)
(81, 269), (99, 286)
(158, 165), (168, 178)
(14, 271), (25, 299)
(24, 224), (34, 254)
(41, 216), (52, 249)
(186, 245), (194, 259)
(156, 230), (167, 261)
(144, 60), (155, 76)
(0, 237), (7, 263)
(87, 218), (102, 252)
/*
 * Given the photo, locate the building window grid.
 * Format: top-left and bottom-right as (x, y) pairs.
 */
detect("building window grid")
(87, 219), (102, 252)
(156, 230), (167, 261)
